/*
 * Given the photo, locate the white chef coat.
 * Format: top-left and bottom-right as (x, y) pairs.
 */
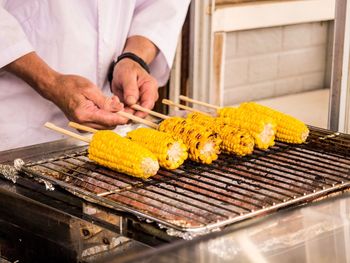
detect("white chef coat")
(0, 0), (190, 151)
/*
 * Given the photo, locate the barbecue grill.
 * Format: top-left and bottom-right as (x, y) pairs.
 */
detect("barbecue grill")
(1, 126), (350, 245)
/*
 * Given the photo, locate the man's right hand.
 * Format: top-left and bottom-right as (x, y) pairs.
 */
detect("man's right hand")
(4, 52), (128, 130)
(49, 74), (128, 129)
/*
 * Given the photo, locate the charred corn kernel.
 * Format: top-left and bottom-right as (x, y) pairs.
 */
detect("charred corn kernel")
(186, 112), (255, 156)
(217, 107), (276, 150)
(239, 102), (309, 143)
(158, 117), (221, 164)
(89, 130), (159, 179)
(127, 128), (188, 170)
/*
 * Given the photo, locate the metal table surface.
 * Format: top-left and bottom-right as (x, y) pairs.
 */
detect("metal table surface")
(117, 192), (350, 263)
(1, 133), (350, 262)
(0, 139), (152, 263)
(3, 127), (350, 239)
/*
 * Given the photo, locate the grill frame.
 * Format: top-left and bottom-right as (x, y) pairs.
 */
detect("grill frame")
(15, 126), (350, 235)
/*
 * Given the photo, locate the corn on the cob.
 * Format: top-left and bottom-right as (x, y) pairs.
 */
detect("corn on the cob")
(158, 117), (221, 164)
(186, 112), (255, 156)
(239, 102), (309, 143)
(217, 107), (276, 150)
(126, 128), (188, 170)
(89, 130), (159, 179)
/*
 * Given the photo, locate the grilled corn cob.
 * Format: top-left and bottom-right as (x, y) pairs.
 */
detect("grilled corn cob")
(217, 107), (276, 150)
(89, 130), (159, 179)
(159, 117), (221, 164)
(127, 128), (188, 170)
(186, 112), (255, 156)
(239, 102), (309, 143)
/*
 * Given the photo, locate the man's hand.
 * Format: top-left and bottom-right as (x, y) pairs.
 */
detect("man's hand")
(50, 74), (128, 129)
(111, 36), (159, 118)
(4, 52), (128, 129)
(111, 58), (158, 118)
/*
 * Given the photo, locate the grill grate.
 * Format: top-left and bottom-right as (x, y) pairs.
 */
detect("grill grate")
(20, 127), (350, 233)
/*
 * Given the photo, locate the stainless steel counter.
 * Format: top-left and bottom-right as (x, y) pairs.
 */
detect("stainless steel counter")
(0, 139), (153, 263)
(2, 135), (350, 262)
(119, 192), (350, 262)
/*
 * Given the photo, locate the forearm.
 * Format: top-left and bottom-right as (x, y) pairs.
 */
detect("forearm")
(4, 52), (59, 100)
(123, 36), (158, 65)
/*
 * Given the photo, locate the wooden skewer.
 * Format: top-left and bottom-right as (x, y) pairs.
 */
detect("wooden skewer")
(44, 122), (91, 143)
(116, 111), (159, 129)
(69, 122), (98, 133)
(131, 104), (170, 120)
(69, 111), (159, 132)
(179, 95), (220, 110)
(68, 122), (98, 133)
(162, 99), (212, 116)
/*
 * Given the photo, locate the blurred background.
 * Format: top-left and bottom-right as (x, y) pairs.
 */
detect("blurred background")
(159, 0), (349, 133)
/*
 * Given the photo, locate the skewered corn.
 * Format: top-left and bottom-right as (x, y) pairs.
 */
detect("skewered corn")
(89, 130), (159, 179)
(186, 112), (255, 156)
(239, 102), (309, 143)
(217, 107), (277, 150)
(159, 117), (221, 164)
(127, 128), (188, 170)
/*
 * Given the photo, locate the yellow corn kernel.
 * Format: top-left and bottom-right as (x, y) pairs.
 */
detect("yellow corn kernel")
(186, 112), (255, 156)
(218, 107), (276, 150)
(159, 117), (221, 164)
(127, 128), (188, 170)
(89, 130), (159, 179)
(215, 118), (255, 156)
(239, 102), (309, 143)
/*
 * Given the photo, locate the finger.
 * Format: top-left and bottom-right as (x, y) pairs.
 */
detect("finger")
(85, 109), (129, 127)
(124, 107), (135, 115)
(140, 80), (158, 108)
(135, 82), (158, 118)
(109, 96), (124, 112)
(84, 86), (110, 110)
(122, 74), (139, 106)
(134, 110), (148, 119)
(111, 81), (124, 100)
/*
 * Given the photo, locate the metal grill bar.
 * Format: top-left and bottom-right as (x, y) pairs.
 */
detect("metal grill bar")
(261, 153), (346, 182)
(72, 159), (250, 214)
(220, 157), (321, 190)
(187, 160), (293, 198)
(169, 167), (281, 206)
(165, 165), (271, 210)
(200, 162), (301, 198)
(42, 161), (222, 225)
(272, 150), (349, 174)
(248, 155), (341, 184)
(21, 128), (350, 233)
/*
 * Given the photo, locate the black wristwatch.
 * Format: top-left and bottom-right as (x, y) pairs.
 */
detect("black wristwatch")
(108, 52), (150, 83)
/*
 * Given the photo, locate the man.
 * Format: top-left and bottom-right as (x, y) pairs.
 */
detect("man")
(0, 1), (190, 151)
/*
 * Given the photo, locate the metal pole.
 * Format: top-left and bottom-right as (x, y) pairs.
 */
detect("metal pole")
(329, 0), (350, 132)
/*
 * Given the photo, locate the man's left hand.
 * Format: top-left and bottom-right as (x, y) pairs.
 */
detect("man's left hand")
(111, 58), (159, 118)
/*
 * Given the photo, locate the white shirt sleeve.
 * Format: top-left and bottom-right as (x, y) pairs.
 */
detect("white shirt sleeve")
(128, 0), (190, 86)
(0, 6), (34, 69)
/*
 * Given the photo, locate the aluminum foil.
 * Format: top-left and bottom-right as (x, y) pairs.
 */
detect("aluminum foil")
(0, 163), (19, 183)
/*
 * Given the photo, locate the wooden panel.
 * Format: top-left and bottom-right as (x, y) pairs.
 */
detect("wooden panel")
(215, 0), (288, 6)
(216, 0), (260, 4)
(213, 0), (335, 32)
(212, 32), (226, 106)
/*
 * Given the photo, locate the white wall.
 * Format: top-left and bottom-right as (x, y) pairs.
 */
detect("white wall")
(223, 22), (330, 105)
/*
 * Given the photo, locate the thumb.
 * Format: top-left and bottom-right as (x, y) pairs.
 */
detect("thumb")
(84, 86), (112, 109)
(122, 75), (139, 106)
